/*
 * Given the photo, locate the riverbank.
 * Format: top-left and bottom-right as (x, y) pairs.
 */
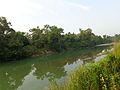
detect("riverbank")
(31, 50), (54, 57)
(31, 45), (110, 58)
(96, 42), (115, 47)
(50, 43), (120, 90)
(31, 46), (107, 57)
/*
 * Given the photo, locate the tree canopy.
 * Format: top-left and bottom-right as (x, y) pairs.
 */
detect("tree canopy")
(0, 17), (116, 62)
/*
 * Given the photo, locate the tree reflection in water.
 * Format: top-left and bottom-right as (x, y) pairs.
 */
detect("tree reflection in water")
(0, 46), (111, 90)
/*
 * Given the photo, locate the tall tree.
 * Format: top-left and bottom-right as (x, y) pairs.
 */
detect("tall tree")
(0, 17), (15, 40)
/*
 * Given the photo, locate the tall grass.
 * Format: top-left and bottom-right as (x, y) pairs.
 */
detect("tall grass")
(50, 43), (120, 90)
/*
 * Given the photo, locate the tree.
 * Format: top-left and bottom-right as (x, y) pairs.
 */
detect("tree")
(0, 16), (115, 62)
(0, 17), (36, 62)
(78, 28), (96, 47)
(42, 25), (64, 51)
(0, 17), (15, 61)
(29, 26), (45, 48)
(0, 17), (15, 40)
(0, 31), (36, 61)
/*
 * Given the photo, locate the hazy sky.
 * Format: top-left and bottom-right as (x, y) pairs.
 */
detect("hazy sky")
(0, 0), (120, 35)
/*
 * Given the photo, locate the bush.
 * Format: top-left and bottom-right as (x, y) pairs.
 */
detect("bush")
(50, 43), (120, 90)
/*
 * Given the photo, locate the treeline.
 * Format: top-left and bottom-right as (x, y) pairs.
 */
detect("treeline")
(0, 17), (118, 62)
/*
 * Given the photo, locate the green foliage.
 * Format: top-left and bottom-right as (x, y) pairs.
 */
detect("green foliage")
(0, 17), (116, 62)
(0, 17), (15, 40)
(114, 34), (120, 42)
(50, 43), (120, 90)
(0, 31), (36, 62)
(30, 25), (64, 52)
(102, 35), (113, 43)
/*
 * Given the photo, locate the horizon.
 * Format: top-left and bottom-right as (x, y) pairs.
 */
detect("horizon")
(0, 0), (120, 36)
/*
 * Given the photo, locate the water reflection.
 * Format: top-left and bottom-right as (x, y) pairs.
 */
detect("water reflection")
(0, 47), (111, 90)
(0, 62), (32, 90)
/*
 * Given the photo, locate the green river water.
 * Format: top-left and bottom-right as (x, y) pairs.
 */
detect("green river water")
(0, 47), (111, 90)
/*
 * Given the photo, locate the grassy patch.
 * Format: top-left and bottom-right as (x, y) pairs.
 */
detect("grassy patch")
(50, 43), (120, 90)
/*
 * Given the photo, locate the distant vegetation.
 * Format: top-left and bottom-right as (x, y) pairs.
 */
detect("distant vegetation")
(50, 43), (120, 90)
(0, 17), (120, 62)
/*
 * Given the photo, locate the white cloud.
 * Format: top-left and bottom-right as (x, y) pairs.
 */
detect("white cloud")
(29, 2), (43, 10)
(28, 2), (44, 10)
(66, 1), (90, 10)
(0, 0), (43, 17)
(0, 0), (90, 32)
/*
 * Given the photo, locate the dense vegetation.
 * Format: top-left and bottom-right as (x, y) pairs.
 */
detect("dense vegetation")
(0, 17), (119, 62)
(50, 43), (120, 90)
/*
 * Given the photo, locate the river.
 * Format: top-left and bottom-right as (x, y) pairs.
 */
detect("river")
(0, 46), (111, 90)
